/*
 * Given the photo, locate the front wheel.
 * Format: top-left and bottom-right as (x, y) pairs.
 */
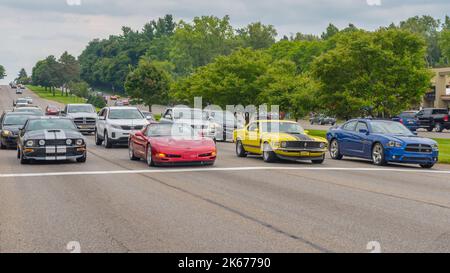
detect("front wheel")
(427, 127), (433, 132)
(104, 130), (113, 148)
(329, 139), (343, 160)
(236, 140), (247, 157)
(420, 164), (434, 169)
(95, 129), (103, 145)
(434, 123), (443, 132)
(76, 153), (87, 163)
(0, 141), (6, 150)
(372, 143), (387, 166)
(146, 145), (155, 167)
(312, 154), (325, 164)
(262, 143), (277, 163)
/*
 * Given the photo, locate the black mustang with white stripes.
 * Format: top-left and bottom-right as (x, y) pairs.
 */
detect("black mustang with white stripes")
(17, 117), (87, 164)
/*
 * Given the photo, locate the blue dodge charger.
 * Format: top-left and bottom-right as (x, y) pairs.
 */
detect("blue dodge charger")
(326, 119), (439, 168)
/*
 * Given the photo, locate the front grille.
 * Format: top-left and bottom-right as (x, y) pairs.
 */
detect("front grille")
(405, 144), (432, 153)
(121, 125), (144, 130)
(283, 141), (322, 149)
(403, 157), (429, 162)
(45, 139), (68, 146)
(74, 117), (96, 125)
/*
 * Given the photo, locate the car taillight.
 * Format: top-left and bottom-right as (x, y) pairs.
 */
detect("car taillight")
(399, 119), (403, 124)
(444, 115), (449, 122)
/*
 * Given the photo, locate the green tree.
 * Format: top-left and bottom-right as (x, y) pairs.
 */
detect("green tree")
(68, 81), (90, 98)
(31, 55), (63, 95)
(312, 29), (432, 119)
(125, 59), (170, 109)
(321, 23), (340, 40)
(15, 68), (30, 84)
(0, 65), (5, 80)
(441, 29), (450, 64)
(237, 22), (277, 49)
(59, 51), (80, 95)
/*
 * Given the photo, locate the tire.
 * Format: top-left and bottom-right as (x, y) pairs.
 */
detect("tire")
(104, 130), (113, 148)
(312, 154), (325, 164)
(329, 139), (343, 160)
(76, 153), (87, 163)
(427, 127), (433, 132)
(420, 164), (434, 169)
(434, 123), (444, 132)
(372, 143), (387, 166)
(310, 121), (314, 125)
(129, 142), (140, 161)
(235, 140), (247, 157)
(262, 143), (277, 163)
(0, 140), (6, 150)
(146, 145), (155, 167)
(95, 129), (103, 146)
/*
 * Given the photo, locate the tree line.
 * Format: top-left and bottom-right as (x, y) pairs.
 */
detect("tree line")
(29, 14), (450, 119)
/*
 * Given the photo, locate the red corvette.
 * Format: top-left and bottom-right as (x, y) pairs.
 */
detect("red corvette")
(128, 123), (217, 166)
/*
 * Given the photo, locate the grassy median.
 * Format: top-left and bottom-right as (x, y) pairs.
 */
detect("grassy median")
(27, 85), (87, 105)
(307, 129), (450, 164)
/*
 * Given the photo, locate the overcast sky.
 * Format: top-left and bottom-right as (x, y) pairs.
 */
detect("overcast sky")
(1, 0), (449, 84)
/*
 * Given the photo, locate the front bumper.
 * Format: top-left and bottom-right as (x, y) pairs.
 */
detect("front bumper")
(385, 148), (439, 164)
(22, 145), (86, 161)
(274, 148), (326, 161)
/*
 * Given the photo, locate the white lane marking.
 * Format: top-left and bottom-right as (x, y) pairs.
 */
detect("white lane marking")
(0, 167), (449, 178)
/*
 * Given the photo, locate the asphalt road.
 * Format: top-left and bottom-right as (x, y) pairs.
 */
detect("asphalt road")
(1, 85), (450, 253)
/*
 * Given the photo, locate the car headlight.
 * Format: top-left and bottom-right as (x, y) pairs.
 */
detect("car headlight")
(66, 139), (73, 145)
(1, 130), (11, 137)
(111, 124), (122, 129)
(76, 139), (84, 146)
(39, 140), (46, 146)
(432, 144), (439, 151)
(25, 140), (34, 147)
(272, 141), (280, 148)
(281, 141), (287, 148)
(320, 142), (326, 149)
(387, 141), (403, 148)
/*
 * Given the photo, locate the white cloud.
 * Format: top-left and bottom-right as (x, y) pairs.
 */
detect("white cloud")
(66, 0), (82, 6)
(367, 0), (382, 6)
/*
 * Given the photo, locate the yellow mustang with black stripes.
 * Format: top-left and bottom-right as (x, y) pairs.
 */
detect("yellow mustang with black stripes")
(233, 120), (327, 164)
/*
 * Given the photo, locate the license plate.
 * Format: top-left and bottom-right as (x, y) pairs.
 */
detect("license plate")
(300, 151), (310, 156)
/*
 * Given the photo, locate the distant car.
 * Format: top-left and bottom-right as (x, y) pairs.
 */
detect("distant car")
(13, 98), (29, 107)
(19, 84), (25, 90)
(392, 111), (419, 132)
(0, 112), (39, 149)
(13, 107), (44, 116)
(110, 95), (118, 101)
(160, 108), (216, 140)
(114, 100), (125, 106)
(24, 97), (33, 104)
(234, 120), (328, 163)
(62, 104), (97, 134)
(45, 105), (60, 116)
(326, 119), (439, 169)
(95, 106), (149, 148)
(10, 83), (17, 89)
(204, 109), (243, 142)
(122, 99), (130, 106)
(17, 117), (87, 164)
(15, 89), (23, 94)
(310, 114), (336, 125)
(416, 108), (450, 132)
(128, 123), (217, 166)
(141, 111), (155, 122)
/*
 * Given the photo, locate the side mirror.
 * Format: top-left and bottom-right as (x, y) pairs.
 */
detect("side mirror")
(165, 115), (172, 120)
(99, 116), (106, 121)
(359, 129), (369, 135)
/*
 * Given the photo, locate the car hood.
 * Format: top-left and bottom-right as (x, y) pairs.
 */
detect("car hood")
(151, 137), (215, 148)
(109, 119), (148, 126)
(2, 125), (22, 135)
(66, 112), (98, 119)
(24, 129), (84, 140)
(262, 132), (327, 143)
(382, 134), (437, 145)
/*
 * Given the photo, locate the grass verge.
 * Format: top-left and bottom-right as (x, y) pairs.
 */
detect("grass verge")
(27, 85), (87, 105)
(307, 129), (450, 164)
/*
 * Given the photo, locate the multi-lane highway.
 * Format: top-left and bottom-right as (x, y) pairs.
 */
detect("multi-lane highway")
(1, 85), (450, 253)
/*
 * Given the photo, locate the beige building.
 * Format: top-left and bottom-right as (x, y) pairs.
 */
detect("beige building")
(422, 67), (450, 109)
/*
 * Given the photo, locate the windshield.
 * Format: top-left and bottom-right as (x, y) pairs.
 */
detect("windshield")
(4, 115), (31, 126)
(147, 123), (195, 137)
(68, 105), (95, 113)
(16, 99), (28, 103)
(15, 108), (44, 115)
(109, 109), (143, 120)
(261, 122), (305, 134)
(370, 121), (413, 135)
(173, 109), (206, 120)
(26, 119), (77, 131)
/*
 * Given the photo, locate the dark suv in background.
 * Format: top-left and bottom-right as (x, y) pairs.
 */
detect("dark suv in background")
(416, 108), (450, 132)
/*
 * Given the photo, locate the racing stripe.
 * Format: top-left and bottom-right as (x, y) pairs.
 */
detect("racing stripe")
(54, 130), (66, 140)
(287, 133), (314, 141)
